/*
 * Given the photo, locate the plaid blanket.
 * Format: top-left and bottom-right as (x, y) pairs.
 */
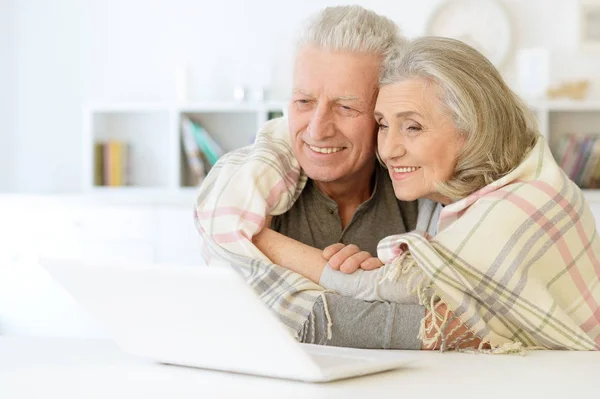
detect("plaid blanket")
(376, 137), (600, 350)
(195, 115), (600, 350)
(194, 118), (325, 338)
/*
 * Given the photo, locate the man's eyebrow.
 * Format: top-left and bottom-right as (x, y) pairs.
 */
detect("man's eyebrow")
(334, 95), (364, 103)
(334, 96), (360, 101)
(292, 88), (314, 97)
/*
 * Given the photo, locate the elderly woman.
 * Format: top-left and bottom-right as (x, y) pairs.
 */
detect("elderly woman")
(254, 37), (600, 351)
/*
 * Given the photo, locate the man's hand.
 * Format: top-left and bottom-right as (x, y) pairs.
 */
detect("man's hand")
(323, 243), (384, 274)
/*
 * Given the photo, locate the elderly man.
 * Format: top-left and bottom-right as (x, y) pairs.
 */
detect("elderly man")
(197, 6), (456, 350)
(252, 6), (423, 349)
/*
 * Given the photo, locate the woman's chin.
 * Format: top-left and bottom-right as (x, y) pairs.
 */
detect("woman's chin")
(392, 190), (421, 202)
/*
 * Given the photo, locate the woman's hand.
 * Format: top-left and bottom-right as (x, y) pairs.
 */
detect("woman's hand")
(323, 243), (384, 274)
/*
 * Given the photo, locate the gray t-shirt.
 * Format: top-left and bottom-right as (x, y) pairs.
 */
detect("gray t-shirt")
(271, 164), (424, 350)
(271, 164), (418, 256)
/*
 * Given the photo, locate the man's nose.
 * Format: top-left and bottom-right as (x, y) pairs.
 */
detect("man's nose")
(306, 103), (335, 141)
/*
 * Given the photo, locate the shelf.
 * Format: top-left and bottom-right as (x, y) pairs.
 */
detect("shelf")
(85, 103), (172, 113)
(179, 102), (286, 113)
(85, 101), (288, 114)
(527, 99), (600, 112)
(83, 187), (199, 206)
(82, 100), (600, 207)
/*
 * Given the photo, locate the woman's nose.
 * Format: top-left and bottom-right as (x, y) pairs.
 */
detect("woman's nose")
(378, 131), (406, 162)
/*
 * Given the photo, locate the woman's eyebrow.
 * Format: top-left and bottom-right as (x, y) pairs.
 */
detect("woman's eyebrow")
(394, 111), (423, 119)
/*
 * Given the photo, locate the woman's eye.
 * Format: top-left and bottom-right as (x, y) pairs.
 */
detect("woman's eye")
(377, 123), (388, 130)
(405, 124), (422, 133)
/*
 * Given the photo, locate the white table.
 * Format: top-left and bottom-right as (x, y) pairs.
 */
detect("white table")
(1, 337), (599, 399)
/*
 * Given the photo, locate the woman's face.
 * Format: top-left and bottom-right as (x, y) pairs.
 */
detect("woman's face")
(375, 77), (464, 205)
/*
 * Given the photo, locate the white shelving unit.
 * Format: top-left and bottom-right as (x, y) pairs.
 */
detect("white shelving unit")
(82, 102), (286, 204)
(527, 100), (600, 204)
(529, 100), (600, 142)
(83, 100), (600, 204)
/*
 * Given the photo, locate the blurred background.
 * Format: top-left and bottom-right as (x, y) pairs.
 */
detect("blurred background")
(0, 0), (599, 336)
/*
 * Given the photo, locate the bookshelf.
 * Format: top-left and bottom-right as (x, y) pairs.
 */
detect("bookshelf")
(82, 102), (286, 203)
(83, 100), (600, 204)
(529, 100), (600, 195)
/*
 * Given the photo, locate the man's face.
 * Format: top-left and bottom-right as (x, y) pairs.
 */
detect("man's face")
(288, 46), (380, 184)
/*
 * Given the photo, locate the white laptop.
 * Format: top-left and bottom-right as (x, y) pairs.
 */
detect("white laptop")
(41, 258), (414, 382)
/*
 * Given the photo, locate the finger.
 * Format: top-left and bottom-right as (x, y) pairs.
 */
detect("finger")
(323, 243), (345, 260)
(360, 257), (384, 270)
(328, 244), (361, 270)
(340, 251), (373, 274)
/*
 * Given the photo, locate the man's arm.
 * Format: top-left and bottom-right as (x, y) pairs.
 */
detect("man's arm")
(254, 229), (413, 305)
(252, 225), (327, 283)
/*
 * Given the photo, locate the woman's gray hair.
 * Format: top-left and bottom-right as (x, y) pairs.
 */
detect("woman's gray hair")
(380, 37), (539, 201)
(296, 5), (405, 62)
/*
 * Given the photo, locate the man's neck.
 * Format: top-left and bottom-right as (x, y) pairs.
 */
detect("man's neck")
(314, 161), (377, 229)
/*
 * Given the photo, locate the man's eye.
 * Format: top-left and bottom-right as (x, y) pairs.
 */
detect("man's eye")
(377, 123), (388, 130)
(295, 100), (312, 109)
(338, 105), (358, 116)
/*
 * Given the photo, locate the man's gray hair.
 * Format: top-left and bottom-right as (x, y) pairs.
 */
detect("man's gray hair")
(296, 5), (404, 61)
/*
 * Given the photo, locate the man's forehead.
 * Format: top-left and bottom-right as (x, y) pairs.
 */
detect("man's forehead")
(293, 46), (380, 74)
(292, 87), (369, 103)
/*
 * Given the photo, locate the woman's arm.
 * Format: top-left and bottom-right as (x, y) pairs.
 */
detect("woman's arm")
(305, 293), (484, 350)
(253, 226), (484, 350)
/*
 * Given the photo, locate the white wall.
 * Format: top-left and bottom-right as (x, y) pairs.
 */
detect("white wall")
(7, 0), (600, 193)
(0, 0), (14, 192)
(13, 0), (84, 193)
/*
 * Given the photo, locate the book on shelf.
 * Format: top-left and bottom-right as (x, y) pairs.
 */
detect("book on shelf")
(267, 110), (284, 120)
(93, 140), (131, 187)
(180, 117), (224, 184)
(192, 123), (224, 166)
(180, 118), (207, 185)
(556, 133), (600, 189)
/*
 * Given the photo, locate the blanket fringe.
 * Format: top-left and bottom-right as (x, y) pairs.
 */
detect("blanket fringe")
(376, 238), (545, 354)
(380, 244), (539, 354)
(320, 292), (334, 341)
(459, 341), (546, 355)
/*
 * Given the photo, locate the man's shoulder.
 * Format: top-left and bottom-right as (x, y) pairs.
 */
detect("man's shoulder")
(270, 180), (312, 227)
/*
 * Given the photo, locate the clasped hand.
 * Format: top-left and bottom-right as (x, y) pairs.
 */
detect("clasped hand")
(323, 243), (384, 274)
